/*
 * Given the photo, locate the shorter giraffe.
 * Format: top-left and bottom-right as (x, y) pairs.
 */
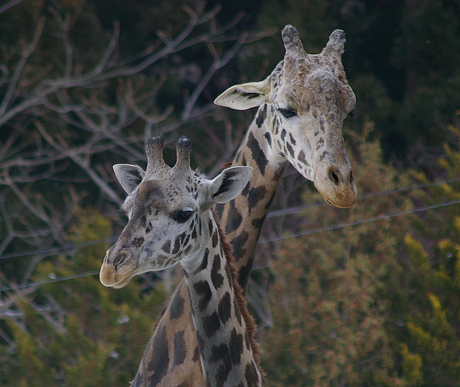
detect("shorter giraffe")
(100, 135), (264, 387)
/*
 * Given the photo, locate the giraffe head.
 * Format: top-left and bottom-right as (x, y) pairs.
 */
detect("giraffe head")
(100, 135), (252, 288)
(215, 25), (357, 208)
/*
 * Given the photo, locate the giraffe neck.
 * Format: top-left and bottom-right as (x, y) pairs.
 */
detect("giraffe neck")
(131, 106), (283, 386)
(182, 212), (263, 387)
(216, 103), (287, 291)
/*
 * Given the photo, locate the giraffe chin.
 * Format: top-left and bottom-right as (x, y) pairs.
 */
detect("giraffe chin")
(321, 192), (356, 209)
(99, 266), (136, 289)
(314, 175), (357, 209)
(110, 274), (135, 289)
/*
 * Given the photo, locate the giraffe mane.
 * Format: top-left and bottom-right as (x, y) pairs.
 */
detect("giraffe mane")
(212, 208), (267, 385)
(221, 160), (233, 170)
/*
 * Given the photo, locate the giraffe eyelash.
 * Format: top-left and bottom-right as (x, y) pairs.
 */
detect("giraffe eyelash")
(278, 107), (297, 118)
(172, 210), (194, 223)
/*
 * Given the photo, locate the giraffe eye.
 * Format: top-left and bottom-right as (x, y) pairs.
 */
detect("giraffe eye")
(172, 210), (194, 223)
(278, 108), (297, 118)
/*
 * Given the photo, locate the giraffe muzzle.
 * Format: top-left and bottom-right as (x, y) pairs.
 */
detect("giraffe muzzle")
(100, 250), (137, 288)
(315, 165), (357, 208)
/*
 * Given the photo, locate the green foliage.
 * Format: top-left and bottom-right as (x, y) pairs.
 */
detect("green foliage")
(0, 209), (167, 386)
(387, 0), (460, 168)
(262, 122), (460, 386)
(394, 1), (460, 80)
(262, 124), (411, 386)
(400, 344), (423, 387)
(393, 130), (460, 385)
(398, 235), (460, 385)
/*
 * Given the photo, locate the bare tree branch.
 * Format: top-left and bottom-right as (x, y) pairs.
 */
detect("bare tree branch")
(0, 0), (24, 15)
(0, 1), (271, 337)
(35, 121), (123, 204)
(182, 33), (248, 120)
(0, 17), (45, 117)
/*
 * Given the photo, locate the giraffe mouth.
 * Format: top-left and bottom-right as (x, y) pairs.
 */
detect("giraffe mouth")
(324, 197), (335, 207)
(99, 264), (136, 288)
(110, 272), (136, 288)
(322, 193), (356, 208)
(314, 173), (357, 209)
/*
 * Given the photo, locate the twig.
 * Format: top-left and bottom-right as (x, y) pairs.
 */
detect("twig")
(0, 17), (45, 117)
(0, 0), (24, 15)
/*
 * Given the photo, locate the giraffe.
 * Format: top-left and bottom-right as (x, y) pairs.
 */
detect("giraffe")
(131, 25), (358, 386)
(100, 135), (265, 387)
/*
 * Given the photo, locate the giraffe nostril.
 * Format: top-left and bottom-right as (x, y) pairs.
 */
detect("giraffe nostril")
(114, 252), (128, 270)
(349, 169), (354, 185)
(328, 166), (342, 186)
(330, 170), (339, 185)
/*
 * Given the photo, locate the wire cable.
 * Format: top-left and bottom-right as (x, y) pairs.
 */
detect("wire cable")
(0, 239), (112, 261)
(0, 271), (99, 293)
(1, 197), (459, 293)
(2, 177), (459, 261)
(261, 199), (460, 243)
(267, 176), (460, 218)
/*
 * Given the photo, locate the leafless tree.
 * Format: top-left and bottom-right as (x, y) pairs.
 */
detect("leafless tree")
(0, 0), (269, 330)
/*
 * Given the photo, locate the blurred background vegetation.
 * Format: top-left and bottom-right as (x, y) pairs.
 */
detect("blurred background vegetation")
(1, 0), (459, 385)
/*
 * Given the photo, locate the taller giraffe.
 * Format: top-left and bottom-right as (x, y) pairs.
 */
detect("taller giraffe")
(100, 136), (264, 387)
(131, 25), (357, 386)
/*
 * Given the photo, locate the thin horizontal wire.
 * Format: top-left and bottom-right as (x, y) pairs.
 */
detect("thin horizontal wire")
(1, 176), (459, 261)
(261, 199), (460, 244)
(2, 198), (460, 292)
(0, 239), (111, 260)
(0, 271), (99, 293)
(267, 176), (460, 218)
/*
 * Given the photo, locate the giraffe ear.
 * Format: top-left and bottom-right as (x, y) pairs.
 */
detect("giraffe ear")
(208, 166), (252, 204)
(113, 164), (145, 194)
(214, 79), (270, 110)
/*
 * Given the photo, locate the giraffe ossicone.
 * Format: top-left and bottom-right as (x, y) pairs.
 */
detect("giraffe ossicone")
(100, 136), (265, 387)
(215, 25), (357, 208)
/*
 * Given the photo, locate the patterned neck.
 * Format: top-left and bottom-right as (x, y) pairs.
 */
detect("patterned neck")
(183, 212), (264, 387)
(131, 105), (285, 387)
(216, 103), (287, 291)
